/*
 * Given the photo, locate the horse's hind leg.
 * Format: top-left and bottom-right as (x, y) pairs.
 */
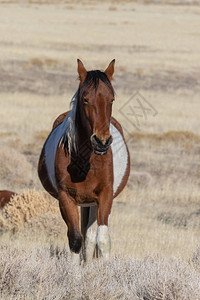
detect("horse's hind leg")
(81, 206), (98, 263)
(81, 207), (89, 262)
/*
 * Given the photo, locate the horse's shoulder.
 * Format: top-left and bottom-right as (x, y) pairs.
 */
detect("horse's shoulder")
(111, 117), (124, 137)
(52, 111), (70, 130)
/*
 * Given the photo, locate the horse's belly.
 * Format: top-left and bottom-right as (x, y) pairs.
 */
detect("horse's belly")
(77, 202), (97, 207)
(110, 124), (128, 196)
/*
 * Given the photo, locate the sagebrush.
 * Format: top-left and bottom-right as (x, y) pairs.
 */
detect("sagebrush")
(0, 244), (200, 300)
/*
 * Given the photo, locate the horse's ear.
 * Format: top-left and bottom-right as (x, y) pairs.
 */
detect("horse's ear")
(77, 59), (87, 83)
(105, 59), (115, 81)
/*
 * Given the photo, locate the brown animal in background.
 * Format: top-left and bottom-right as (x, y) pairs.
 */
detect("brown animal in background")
(38, 60), (130, 263)
(0, 190), (17, 208)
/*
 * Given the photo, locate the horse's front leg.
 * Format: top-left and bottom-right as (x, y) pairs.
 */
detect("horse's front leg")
(58, 190), (82, 261)
(96, 187), (113, 259)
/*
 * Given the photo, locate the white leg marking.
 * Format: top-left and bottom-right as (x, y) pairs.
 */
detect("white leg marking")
(96, 225), (111, 259)
(85, 221), (97, 263)
(71, 252), (81, 265)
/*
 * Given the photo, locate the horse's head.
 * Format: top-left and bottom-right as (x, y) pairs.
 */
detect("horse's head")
(77, 59), (115, 155)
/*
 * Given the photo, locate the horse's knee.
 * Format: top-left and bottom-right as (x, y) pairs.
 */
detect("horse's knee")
(96, 225), (111, 259)
(68, 228), (82, 254)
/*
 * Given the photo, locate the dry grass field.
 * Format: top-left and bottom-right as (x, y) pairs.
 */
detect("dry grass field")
(0, 0), (200, 298)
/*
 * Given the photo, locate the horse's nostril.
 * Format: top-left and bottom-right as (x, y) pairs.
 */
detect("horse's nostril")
(94, 134), (101, 144)
(102, 135), (113, 146)
(91, 134), (101, 145)
(91, 134), (113, 147)
(105, 135), (113, 146)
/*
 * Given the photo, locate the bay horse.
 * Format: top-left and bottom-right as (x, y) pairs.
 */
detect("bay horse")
(0, 190), (17, 208)
(38, 59), (130, 262)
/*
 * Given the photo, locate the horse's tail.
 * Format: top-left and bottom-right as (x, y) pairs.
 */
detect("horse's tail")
(0, 190), (17, 208)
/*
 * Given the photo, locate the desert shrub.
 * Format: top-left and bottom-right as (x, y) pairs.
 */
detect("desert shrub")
(0, 190), (60, 232)
(0, 246), (199, 300)
(0, 146), (33, 189)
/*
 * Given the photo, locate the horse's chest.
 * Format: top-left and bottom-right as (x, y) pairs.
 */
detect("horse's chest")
(65, 157), (111, 203)
(44, 122), (128, 198)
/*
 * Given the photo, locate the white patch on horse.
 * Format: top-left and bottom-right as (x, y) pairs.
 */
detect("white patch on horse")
(44, 92), (78, 191)
(71, 252), (81, 265)
(96, 225), (111, 259)
(44, 119), (68, 191)
(110, 123), (128, 195)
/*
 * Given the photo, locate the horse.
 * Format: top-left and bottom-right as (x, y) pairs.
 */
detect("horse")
(0, 190), (17, 208)
(38, 59), (130, 263)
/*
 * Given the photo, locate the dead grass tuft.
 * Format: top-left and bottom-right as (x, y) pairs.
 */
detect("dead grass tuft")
(29, 57), (43, 67)
(28, 57), (60, 69)
(0, 245), (199, 300)
(130, 130), (200, 144)
(129, 130), (200, 153)
(0, 190), (59, 232)
(44, 58), (59, 67)
(108, 6), (117, 10)
(0, 132), (17, 138)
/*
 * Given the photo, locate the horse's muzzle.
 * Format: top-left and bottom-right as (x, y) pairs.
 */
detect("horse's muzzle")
(90, 134), (113, 155)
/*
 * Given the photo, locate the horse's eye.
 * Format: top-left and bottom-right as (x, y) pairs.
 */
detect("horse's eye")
(83, 98), (89, 104)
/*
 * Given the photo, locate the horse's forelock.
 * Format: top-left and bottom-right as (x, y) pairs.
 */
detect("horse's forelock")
(79, 70), (114, 98)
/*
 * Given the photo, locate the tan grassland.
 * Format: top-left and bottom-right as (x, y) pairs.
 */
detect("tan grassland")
(0, 0), (200, 299)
